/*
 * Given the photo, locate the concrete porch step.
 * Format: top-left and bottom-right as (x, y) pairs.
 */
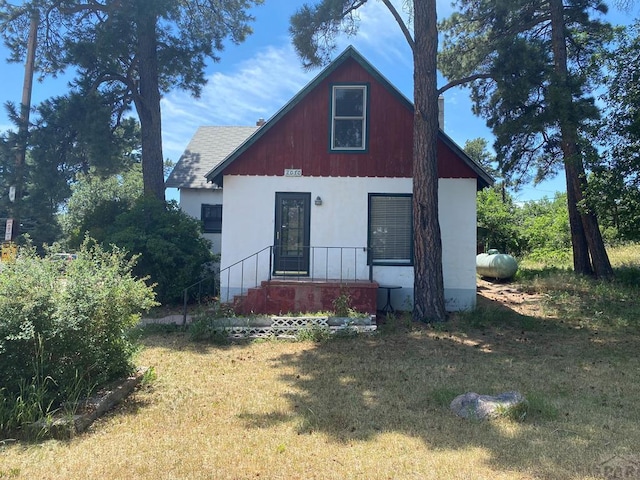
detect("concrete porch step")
(229, 280), (379, 316)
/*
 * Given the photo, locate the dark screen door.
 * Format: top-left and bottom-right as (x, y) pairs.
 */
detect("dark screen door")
(274, 192), (310, 274)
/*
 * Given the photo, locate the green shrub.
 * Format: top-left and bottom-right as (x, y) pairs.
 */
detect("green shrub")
(332, 290), (352, 317)
(519, 194), (571, 256)
(0, 242), (157, 435)
(524, 247), (572, 266)
(103, 197), (214, 304)
(295, 325), (332, 343)
(477, 187), (525, 255)
(188, 317), (231, 344)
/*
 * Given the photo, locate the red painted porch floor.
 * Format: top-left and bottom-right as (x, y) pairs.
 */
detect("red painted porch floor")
(233, 279), (379, 316)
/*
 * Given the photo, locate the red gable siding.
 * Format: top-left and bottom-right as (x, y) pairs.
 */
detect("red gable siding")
(437, 140), (479, 179)
(224, 57), (477, 180)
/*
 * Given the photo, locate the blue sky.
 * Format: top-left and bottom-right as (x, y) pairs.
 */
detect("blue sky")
(0, 0), (633, 202)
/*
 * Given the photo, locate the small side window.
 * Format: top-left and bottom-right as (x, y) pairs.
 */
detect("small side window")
(201, 204), (222, 233)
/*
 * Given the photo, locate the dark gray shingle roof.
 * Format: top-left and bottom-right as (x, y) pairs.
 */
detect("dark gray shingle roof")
(165, 126), (258, 189)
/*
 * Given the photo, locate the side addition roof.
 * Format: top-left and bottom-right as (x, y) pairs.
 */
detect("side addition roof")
(165, 125), (259, 189)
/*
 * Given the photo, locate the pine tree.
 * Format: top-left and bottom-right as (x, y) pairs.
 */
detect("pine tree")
(439, 0), (614, 278)
(0, 0), (263, 201)
(290, 0), (447, 322)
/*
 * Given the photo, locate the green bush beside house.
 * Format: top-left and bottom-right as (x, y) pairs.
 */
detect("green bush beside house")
(0, 241), (157, 435)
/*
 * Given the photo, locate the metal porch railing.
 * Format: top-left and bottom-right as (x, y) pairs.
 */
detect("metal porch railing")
(182, 245), (371, 325)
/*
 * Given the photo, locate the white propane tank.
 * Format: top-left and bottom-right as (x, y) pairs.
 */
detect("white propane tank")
(476, 249), (518, 279)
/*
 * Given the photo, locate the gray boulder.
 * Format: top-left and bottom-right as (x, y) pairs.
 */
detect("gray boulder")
(450, 391), (527, 420)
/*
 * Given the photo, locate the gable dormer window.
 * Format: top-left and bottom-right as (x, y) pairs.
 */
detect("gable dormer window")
(331, 84), (368, 151)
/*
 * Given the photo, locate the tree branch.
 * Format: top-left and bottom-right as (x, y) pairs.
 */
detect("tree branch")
(380, 0), (414, 50)
(57, 0), (110, 16)
(90, 71), (134, 95)
(438, 73), (493, 95)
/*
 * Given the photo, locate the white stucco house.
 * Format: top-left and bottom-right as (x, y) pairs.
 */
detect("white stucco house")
(166, 46), (493, 315)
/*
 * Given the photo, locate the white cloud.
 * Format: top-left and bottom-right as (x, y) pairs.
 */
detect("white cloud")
(345, 0), (412, 69)
(161, 44), (315, 161)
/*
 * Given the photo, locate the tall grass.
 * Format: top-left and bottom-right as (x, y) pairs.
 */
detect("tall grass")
(516, 244), (640, 330)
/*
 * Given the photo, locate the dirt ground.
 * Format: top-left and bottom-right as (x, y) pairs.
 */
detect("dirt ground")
(476, 277), (546, 317)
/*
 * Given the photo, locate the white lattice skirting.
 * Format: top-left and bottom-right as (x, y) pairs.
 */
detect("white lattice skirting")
(141, 315), (377, 339)
(218, 315), (376, 339)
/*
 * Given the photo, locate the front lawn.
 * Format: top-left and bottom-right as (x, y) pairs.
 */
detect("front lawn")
(1, 250), (639, 479)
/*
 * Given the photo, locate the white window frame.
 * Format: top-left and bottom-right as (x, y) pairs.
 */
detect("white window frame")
(331, 84), (367, 151)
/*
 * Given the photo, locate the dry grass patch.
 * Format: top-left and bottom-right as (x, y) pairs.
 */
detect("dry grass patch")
(2, 311), (640, 480)
(608, 243), (640, 265)
(3, 245), (640, 479)
(514, 244), (640, 332)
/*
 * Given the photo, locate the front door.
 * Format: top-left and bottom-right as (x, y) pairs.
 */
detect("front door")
(274, 192), (310, 275)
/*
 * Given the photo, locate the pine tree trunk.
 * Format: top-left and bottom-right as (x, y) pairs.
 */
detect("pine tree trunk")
(412, 0), (446, 322)
(565, 161), (592, 274)
(570, 158), (614, 278)
(549, 0), (612, 279)
(136, 6), (166, 202)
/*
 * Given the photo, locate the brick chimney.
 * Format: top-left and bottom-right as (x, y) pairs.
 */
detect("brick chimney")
(256, 118), (266, 127)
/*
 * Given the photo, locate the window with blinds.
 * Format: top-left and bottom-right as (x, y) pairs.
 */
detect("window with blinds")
(368, 194), (413, 265)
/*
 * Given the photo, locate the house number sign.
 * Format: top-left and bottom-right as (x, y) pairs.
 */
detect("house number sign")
(284, 168), (302, 177)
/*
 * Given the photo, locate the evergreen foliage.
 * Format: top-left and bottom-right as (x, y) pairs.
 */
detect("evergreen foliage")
(439, 0), (610, 186)
(101, 197), (214, 305)
(63, 167), (213, 305)
(0, 92), (141, 248)
(0, 0), (264, 200)
(439, 0), (614, 278)
(63, 163), (144, 249)
(590, 21), (640, 241)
